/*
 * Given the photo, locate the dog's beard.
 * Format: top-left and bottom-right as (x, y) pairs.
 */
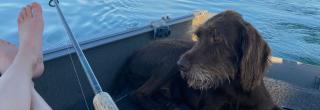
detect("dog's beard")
(180, 64), (231, 90)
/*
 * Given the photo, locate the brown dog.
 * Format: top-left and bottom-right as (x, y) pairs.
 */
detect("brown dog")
(117, 10), (280, 110)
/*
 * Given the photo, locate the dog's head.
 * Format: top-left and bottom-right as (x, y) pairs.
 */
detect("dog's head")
(177, 10), (271, 91)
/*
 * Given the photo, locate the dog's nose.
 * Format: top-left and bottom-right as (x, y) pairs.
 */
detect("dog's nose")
(177, 58), (191, 72)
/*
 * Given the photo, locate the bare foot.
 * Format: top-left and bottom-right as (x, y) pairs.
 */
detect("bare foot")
(16, 2), (44, 76)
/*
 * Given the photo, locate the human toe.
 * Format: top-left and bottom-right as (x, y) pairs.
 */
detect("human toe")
(31, 2), (42, 17)
(18, 8), (25, 21)
(25, 5), (32, 18)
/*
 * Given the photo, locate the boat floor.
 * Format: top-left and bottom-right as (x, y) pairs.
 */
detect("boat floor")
(114, 85), (141, 110)
(113, 78), (320, 110)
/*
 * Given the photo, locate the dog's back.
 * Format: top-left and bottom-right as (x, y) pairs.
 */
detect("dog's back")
(127, 39), (193, 88)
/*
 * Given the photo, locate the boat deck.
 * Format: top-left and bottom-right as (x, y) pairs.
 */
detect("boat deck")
(113, 78), (320, 110)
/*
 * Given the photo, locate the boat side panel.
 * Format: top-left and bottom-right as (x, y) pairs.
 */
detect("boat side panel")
(33, 20), (193, 110)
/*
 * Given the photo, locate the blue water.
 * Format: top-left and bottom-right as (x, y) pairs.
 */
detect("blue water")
(0, 0), (319, 65)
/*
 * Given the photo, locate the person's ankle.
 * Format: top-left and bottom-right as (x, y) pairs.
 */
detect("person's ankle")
(16, 49), (40, 65)
(18, 44), (44, 75)
(5, 57), (34, 79)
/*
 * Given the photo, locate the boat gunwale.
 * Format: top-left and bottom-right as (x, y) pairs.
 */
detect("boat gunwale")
(43, 13), (195, 61)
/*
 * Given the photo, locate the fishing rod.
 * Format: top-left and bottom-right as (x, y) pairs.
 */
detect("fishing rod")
(48, 0), (118, 110)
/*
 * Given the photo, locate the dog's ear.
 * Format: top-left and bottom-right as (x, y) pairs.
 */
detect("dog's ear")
(240, 21), (271, 91)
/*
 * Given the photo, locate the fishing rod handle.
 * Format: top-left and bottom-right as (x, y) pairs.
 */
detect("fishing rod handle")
(93, 92), (119, 110)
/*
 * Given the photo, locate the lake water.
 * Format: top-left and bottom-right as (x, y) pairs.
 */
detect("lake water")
(0, 0), (319, 65)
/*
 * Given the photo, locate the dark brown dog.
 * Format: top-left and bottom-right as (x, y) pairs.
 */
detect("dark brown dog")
(118, 10), (280, 110)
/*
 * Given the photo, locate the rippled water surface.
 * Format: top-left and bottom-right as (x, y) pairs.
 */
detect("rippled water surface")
(0, 0), (319, 65)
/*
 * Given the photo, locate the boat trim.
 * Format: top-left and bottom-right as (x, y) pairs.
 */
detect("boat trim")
(43, 14), (195, 61)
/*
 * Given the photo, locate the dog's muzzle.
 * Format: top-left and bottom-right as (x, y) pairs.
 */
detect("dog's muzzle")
(179, 64), (231, 90)
(177, 57), (191, 72)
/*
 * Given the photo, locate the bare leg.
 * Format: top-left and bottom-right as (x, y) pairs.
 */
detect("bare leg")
(0, 39), (51, 110)
(0, 40), (18, 74)
(31, 87), (52, 110)
(0, 2), (51, 110)
(19, 3), (52, 109)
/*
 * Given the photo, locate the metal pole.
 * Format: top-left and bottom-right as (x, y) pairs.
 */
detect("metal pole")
(52, 0), (102, 94)
(50, 0), (118, 109)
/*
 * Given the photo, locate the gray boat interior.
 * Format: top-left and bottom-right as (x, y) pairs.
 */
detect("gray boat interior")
(35, 11), (320, 110)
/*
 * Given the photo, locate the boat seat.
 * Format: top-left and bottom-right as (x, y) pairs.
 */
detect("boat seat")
(265, 78), (320, 110)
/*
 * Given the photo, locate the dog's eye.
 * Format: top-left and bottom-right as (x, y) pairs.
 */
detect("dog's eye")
(193, 31), (201, 41)
(195, 31), (201, 38)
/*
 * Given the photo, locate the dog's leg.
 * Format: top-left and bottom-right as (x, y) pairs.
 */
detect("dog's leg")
(134, 67), (179, 110)
(134, 78), (170, 110)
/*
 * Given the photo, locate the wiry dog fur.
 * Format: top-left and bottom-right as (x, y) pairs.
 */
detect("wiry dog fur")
(114, 10), (280, 110)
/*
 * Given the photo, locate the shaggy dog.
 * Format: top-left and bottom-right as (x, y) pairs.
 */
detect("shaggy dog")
(115, 10), (280, 110)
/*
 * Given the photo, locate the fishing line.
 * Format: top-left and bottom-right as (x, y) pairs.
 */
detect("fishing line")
(67, 45), (90, 110)
(42, 33), (90, 110)
(114, 90), (134, 103)
(49, 0), (118, 109)
(49, 0), (102, 94)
